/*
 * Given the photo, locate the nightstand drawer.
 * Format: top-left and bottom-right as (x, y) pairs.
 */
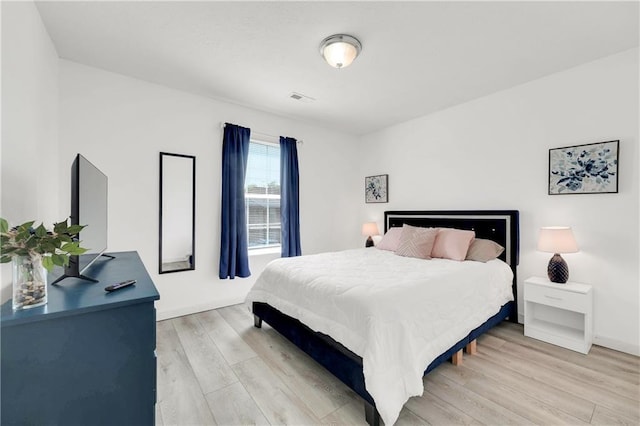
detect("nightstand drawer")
(525, 284), (590, 313)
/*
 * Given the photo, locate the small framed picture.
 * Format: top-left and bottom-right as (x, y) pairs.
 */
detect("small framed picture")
(365, 174), (388, 203)
(549, 140), (619, 195)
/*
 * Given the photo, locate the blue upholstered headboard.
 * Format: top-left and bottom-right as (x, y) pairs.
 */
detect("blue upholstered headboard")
(384, 210), (520, 319)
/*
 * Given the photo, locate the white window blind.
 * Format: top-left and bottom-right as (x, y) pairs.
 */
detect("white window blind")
(245, 140), (281, 249)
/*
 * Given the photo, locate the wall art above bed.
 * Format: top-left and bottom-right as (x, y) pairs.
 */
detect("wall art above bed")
(365, 174), (388, 203)
(548, 140), (619, 195)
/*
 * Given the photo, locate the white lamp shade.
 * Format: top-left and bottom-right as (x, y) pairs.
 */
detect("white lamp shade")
(537, 227), (579, 253)
(362, 222), (379, 236)
(320, 34), (362, 69)
(323, 42), (357, 68)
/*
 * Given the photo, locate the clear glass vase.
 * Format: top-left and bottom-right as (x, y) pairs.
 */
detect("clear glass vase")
(12, 255), (48, 310)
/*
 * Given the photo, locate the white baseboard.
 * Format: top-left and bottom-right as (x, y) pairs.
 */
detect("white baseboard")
(593, 335), (640, 356)
(156, 295), (246, 321)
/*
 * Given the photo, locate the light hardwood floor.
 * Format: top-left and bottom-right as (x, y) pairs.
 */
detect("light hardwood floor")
(156, 304), (640, 425)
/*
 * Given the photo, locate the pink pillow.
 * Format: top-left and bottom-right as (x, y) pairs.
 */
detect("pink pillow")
(395, 225), (439, 259)
(431, 228), (476, 261)
(376, 227), (403, 251)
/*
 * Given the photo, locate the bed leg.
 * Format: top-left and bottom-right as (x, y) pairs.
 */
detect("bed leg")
(465, 339), (477, 355)
(451, 349), (463, 366)
(364, 401), (381, 426)
(253, 315), (262, 328)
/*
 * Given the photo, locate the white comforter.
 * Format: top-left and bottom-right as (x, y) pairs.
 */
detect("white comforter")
(245, 248), (513, 425)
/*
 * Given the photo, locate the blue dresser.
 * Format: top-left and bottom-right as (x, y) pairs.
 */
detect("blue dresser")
(1, 251), (160, 425)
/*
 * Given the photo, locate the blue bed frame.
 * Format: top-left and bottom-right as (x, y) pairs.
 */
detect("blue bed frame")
(252, 210), (520, 425)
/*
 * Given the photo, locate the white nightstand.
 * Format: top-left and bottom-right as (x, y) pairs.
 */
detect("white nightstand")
(524, 276), (593, 354)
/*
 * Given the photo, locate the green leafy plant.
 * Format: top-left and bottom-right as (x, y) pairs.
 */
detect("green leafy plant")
(0, 218), (88, 271)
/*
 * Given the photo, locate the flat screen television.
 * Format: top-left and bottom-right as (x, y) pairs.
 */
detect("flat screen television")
(52, 154), (112, 284)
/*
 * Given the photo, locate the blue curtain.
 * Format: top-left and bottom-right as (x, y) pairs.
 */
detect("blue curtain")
(280, 136), (301, 257)
(219, 123), (251, 279)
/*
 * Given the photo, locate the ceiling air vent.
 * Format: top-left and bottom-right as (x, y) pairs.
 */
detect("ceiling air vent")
(289, 92), (315, 103)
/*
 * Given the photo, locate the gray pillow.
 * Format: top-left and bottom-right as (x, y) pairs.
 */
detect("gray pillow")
(465, 238), (505, 262)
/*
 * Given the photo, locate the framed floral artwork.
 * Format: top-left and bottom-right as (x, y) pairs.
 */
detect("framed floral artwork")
(549, 140), (619, 195)
(365, 174), (388, 203)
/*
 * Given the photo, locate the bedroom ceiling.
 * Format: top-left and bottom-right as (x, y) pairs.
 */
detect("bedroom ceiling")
(35, 1), (639, 136)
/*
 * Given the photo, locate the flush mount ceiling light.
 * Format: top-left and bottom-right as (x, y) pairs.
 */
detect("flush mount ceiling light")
(319, 34), (362, 69)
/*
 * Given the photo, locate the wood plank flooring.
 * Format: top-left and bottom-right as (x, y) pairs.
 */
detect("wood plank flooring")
(156, 304), (639, 425)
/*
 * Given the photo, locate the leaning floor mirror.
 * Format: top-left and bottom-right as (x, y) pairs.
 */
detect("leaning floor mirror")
(159, 152), (196, 274)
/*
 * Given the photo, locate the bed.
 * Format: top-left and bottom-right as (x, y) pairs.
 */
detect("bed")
(247, 210), (519, 425)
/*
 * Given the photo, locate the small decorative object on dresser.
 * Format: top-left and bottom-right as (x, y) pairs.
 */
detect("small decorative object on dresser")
(524, 276), (593, 354)
(361, 222), (379, 247)
(548, 140), (619, 195)
(365, 174), (388, 203)
(0, 218), (88, 310)
(537, 226), (579, 284)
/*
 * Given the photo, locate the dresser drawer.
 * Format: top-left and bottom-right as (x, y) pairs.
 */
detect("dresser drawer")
(525, 284), (590, 313)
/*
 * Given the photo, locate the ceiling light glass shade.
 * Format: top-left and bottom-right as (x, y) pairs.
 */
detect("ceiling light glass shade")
(537, 227), (579, 253)
(320, 34), (362, 69)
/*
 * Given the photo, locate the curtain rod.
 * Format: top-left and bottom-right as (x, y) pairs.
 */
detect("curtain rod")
(220, 122), (303, 144)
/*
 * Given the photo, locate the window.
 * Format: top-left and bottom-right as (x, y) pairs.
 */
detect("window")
(245, 140), (280, 249)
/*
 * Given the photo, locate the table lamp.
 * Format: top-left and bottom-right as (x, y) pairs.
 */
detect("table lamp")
(362, 222), (379, 248)
(537, 226), (579, 283)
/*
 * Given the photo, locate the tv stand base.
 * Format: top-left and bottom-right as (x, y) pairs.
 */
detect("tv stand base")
(51, 253), (116, 285)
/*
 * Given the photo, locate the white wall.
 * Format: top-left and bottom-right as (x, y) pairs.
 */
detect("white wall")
(1, 1), (60, 301)
(5, 1), (636, 354)
(58, 60), (361, 320)
(360, 48), (639, 355)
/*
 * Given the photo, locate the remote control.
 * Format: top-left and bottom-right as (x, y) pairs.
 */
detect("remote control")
(105, 279), (136, 292)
